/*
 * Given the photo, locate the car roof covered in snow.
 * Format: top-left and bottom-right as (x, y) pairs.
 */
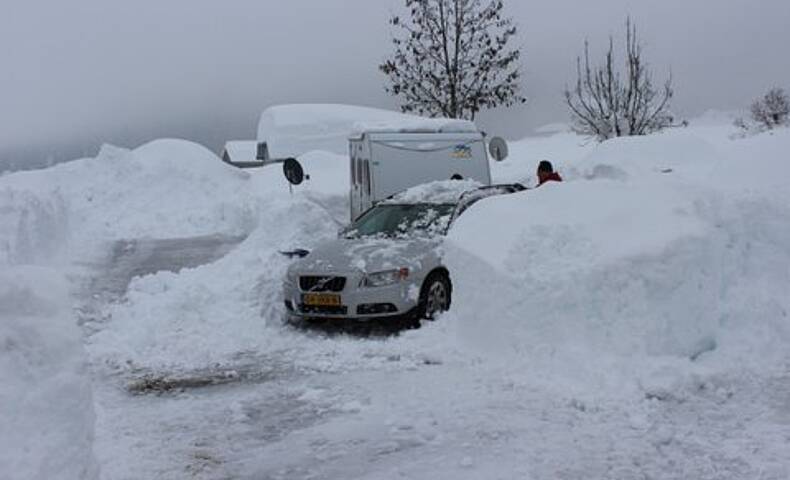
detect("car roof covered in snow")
(381, 179), (484, 205)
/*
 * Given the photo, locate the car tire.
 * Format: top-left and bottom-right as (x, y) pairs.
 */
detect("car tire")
(417, 271), (452, 321)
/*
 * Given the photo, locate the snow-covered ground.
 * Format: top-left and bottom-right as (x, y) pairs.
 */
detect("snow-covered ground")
(1, 113), (789, 479)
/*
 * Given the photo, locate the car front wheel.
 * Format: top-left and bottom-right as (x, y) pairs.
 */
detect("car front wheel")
(418, 272), (452, 320)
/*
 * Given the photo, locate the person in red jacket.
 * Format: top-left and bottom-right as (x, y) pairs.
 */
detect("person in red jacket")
(537, 160), (563, 186)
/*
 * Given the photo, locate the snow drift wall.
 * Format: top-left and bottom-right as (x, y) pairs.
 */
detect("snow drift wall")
(446, 180), (719, 360)
(88, 193), (340, 372)
(0, 188), (69, 265)
(445, 130), (790, 390)
(0, 267), (98, 480)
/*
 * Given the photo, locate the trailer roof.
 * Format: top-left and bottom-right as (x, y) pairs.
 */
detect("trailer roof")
(257, 104), (478, 158)
(348, 118), (477, 138)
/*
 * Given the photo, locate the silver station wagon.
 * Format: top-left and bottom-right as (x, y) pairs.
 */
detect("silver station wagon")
(283, 180), (524, 326)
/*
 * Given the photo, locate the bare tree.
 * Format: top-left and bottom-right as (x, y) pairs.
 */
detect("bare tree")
(380, 0), (525, 120)
(750, 88), (790, 129)
(564, 18), (674, 141)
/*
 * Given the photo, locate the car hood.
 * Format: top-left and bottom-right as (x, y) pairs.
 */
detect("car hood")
(292, 237), (442, 274)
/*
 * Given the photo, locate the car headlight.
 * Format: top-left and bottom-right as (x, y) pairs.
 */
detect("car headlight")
(361, 268), (410, 288)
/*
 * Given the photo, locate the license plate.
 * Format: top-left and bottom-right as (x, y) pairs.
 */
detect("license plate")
(302, 293), (342, 307)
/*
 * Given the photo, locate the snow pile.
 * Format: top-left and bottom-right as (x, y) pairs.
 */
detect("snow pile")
(490, 131), (596, 186)
(0, 267), (98, 480)
(567, 130), (724, 182)
(445, 128), (790, 394)
(87, 193), (340, 372)
(447, 181), (717, 365)
(86, 189), (454, 375)
(534, 122), (571, 135)
(0, 187), (69, 265)
(0, 139), (277, 262)
(710, 127), (790, 201)
(258, 104), (476, 158)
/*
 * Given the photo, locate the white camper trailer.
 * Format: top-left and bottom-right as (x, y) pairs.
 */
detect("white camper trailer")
(348, 127), (492, 220)
(255, 104), (501, 220)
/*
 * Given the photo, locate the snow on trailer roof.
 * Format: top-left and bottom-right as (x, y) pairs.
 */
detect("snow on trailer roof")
(348, 118), (477, 138)
(257, 104), (478, 158)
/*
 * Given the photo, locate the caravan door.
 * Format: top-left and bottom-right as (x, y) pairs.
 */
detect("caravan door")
(350, 140), (375, 220)
(368, 132), (491, 203)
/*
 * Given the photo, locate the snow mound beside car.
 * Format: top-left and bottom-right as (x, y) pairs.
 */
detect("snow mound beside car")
(445, 129), (790, 394)
(447, 178), (714, 359)
(86, 193), (340, 372)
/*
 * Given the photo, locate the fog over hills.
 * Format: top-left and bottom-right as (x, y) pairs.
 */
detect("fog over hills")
(1, 0), (789, 171)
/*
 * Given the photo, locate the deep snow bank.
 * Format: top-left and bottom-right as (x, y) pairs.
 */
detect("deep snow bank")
(0, 187), (69, 265)
(0, 267), (98, 480)
(566, 131), (724, 182)
(446, 179), (718, 361)
(445, 128), (790, 393)
(0, 140), (260, 257)
(87, 193), (341, 371)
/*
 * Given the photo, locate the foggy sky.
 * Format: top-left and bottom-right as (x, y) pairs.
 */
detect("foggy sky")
(1, 0), (789, 169)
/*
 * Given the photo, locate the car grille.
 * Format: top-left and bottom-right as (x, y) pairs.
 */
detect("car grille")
(299, 276), (346, 292)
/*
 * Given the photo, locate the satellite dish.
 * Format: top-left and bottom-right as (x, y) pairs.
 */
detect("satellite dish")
(282, 158), (304, 185)
(488, 137), (509, 162)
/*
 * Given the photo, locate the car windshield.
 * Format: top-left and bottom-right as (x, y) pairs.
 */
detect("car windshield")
(345, 203), (455, 239)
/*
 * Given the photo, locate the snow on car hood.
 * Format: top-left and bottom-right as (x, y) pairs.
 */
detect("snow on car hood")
(292, 236), (441, 274)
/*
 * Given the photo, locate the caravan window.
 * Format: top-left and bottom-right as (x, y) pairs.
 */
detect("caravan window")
(363, 160), (371, 195)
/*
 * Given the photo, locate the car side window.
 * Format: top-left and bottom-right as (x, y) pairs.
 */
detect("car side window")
(357, 159), (364, 189)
